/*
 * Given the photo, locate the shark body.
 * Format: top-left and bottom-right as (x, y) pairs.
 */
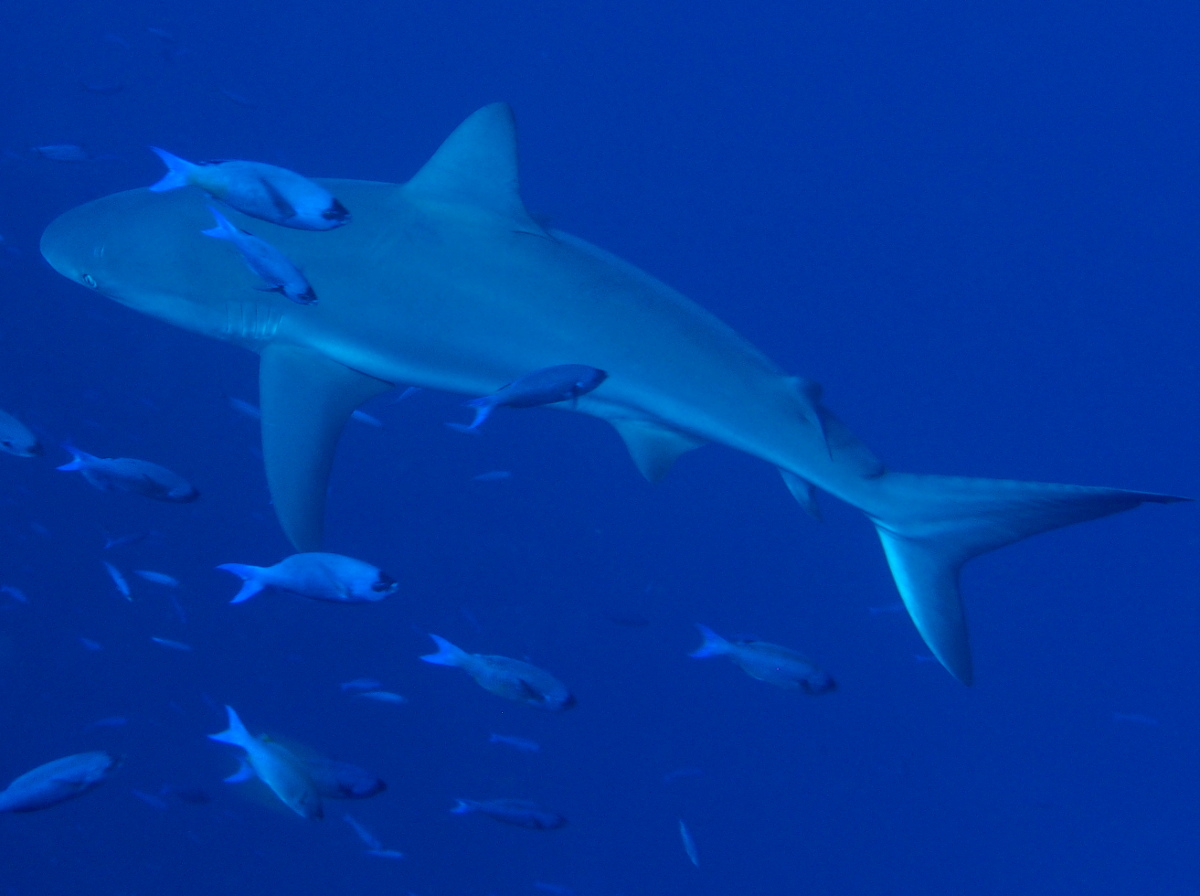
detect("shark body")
(40, 104), (1184, 683)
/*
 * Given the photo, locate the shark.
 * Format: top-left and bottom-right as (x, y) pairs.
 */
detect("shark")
(40, 103), (1185, 684)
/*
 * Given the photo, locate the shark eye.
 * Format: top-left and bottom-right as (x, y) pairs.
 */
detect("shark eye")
(81, 273), (98, 289)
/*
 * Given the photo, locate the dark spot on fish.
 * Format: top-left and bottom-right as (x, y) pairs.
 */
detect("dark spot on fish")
(323, 199), (350, 222)
(258, 177), (297, 219)
(371, 573), (397, 593)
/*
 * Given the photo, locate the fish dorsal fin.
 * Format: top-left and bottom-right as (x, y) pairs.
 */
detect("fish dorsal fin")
(405, 103), (543, 233)
(259, 344), (392, 551)
(611, 419), (705, 483)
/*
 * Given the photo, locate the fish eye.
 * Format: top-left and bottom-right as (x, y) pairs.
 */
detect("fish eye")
(81, 273), (98, 289)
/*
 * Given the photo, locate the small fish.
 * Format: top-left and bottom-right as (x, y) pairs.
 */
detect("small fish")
(0, 752), (120, 813)
(1113, 712), (1160, 727)
(131, 788), (169, 810)
(350, 410), (382, 427)
(31, 144), (91, 162)
(0, 410), (41, 457)
(59, 445), (198, 502)
(340, 678), (383, 693)
(471, 470), (512, 482)
(364, 848), (406, 860)
(103, 562), (131, 601)
(202, 207), (316, 304)
(344, 813), (382, 849)
(451, 798), (567, 830)
(393, 386), (421, 402)
(355, 691), (407, 705)
(488, 733), (540, 753)
(79, 637), (103, 651)
(450, 364), (607, 432)
(679, 818), (699, 867)
(227, 397), (262, 420)
(689, 624), (836, 694)
(150, 636), (192, 651)
(103, 531), (150, 550)
(217, 552), (397, 604)
(421, 635), (576, 711)
(148, 147), (349, 229)
(208, 706), (321, 819)
(84, 716), (128, 730)
(0, 585), (28, 604)
(135, 570), (179, 588)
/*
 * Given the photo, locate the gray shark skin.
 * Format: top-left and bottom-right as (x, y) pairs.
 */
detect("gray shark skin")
(40, 103), (1186, 684)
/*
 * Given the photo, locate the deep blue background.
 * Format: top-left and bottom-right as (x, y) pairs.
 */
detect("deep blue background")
(0, 2), (1196, 893)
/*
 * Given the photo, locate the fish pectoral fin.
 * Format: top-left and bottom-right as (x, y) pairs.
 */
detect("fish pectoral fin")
(259, 344), (392, 551)
(404, 103), (547, 237)
(515, 679), (542, 702)
(610, 419), (705, 483)
(779, 469), (821, 521)
(258, 176), (297, 219)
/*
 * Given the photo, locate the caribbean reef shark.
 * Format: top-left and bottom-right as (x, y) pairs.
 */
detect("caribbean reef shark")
(40, 103), (1185, 683)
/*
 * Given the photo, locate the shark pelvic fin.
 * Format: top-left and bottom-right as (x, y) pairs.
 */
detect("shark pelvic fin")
(779, 469), (821, 521)
(611, 419), (705, 483)
(259, 344), (392, 551)
(405, 103), (545, 235)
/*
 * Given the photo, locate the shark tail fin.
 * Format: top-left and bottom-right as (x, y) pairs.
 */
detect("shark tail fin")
(216, 563), (266, 603)
(688, 624), (732, 658)
(208, 705), (252, 749)
(148, 147), (195, 192)
(868, 472), (1187, 684)
(420, 634), (469, 667)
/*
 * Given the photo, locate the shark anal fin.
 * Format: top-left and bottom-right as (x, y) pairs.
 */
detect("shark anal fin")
(612, 419), (705, 483)
(404, 103), (546, 236)
(779, 469), (821, 521)
(259, 344), (392, 551)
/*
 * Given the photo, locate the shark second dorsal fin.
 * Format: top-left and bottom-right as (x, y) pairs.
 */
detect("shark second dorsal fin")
(405, 103), (544, 234)
(611, 419), (705, 483)
(259, 344), (393, 551)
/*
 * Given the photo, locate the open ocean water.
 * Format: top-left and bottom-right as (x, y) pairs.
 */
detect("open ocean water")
(1, 2), (1197, 894)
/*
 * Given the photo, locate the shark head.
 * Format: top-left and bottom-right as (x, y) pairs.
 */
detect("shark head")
(41, 189), (254, 340)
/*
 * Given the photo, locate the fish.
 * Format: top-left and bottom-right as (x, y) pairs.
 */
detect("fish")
(134, 570), (179, 587)
(40, 102), (1186, 683)
(83, 715), (128, 730)
(689, 624), (835, 694)
(350, 410), (382, 426)
(0, 585), (28, 604)
(102, 561), (131, 600)
(0, 410), (41, 457)
(216, 552), (397, 604)
(339, 678), (383, 692)
(471, 470), (512, 482)
(449, 364), (608, 432)
(226, 754), (384, 800)
(207, 705), (322, 819)
(678, 818), (699, 867)
(343, 812), (382, 849)
(364, 848), (406, 860)
(149, 636), (193, 651)
(57, 445), (199, 502)
(79, 637), (103, 651)
(0, 752), (120, 812)
(488, 733), (541, 753)
(201, 207), (317, 304)
(450, 798), (567, 830)
(131, 788), (169, 810)
(1113, 712), (1160, 726)
(148, 147), (349, 229)
(31, 144), (91, 162)
(354, 691), (407, 705)
(420, 634), (576, 711)
(228, 396), (262, 419)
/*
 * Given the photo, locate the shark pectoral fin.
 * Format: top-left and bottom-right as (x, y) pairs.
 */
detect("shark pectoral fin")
(779, 469), (821, 521)
(404, 103), (546, 236)
(611, 419), (705, 483)
(259, 344), (392, 551)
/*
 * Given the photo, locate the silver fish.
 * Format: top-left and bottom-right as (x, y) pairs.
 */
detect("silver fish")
(421, 634), (575, 711)
(217, 552), (397, 604)
(689, 624), (835, 694)
(0, 409), (41, 457)
(0, 752), (120, 812)
(59, 445), (198, 502)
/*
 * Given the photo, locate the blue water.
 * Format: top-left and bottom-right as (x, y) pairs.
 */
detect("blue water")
(1, 2), (1197, 893)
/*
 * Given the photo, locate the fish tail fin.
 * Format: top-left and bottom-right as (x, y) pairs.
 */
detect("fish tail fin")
(420, 634), (469, 667)
(865, 471), (1187, 684)
(208, 705), (252, 748)
(688, 624), (732, 658)
(148, 147), (194, 191)
(201, 206), (236, 240)
(450, 799), (476, 814)
(215, 563), (266, 603)
(55, 442), (95, 471)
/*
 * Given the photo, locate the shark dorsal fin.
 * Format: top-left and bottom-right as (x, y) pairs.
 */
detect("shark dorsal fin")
(259, 344), (392, 551)
(611, 419), (705, 483)
(405, 103), (542, 233)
